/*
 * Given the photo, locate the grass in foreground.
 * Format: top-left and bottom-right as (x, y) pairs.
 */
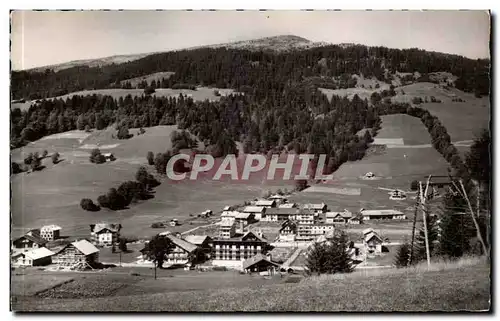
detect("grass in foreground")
(13, 260), (490, 312)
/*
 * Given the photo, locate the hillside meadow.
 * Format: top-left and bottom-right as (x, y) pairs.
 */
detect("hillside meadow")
(12, 261), (490, 312)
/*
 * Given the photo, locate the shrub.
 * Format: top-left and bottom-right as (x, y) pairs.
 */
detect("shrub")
(410, 180), (419, 191)
(151, 222), (165, 228)
(84, 125), (91, 133)
(97, 195), (110, 208)
(11, 162), (24, 174)
(51, 152), (60, 164)
(117, 125), (132, 140)
(42, 150), (48, 158)
(412, 97), (423, 105)
(295, 179), (308, 191)
(80, 198), (100, 212)
(147, 151), (154, 165)
(90, 148), (106, 164)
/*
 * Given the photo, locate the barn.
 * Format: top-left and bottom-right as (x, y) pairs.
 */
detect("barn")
(52, 239), (100, 269)
(11, 247), (54, 267)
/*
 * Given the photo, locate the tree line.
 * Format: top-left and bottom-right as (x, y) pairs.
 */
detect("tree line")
(12, 44), (489, 101)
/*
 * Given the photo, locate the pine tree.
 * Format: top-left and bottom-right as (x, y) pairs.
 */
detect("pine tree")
(306, 231), (353, 275)
(394, 243), (411, 268)
(415, 213), (439, 262)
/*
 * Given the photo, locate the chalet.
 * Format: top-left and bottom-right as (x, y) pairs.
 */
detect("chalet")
(262, 208), (301, 222)
(254, 200), (276, 208)
(219, 218), (236, 239)
(52, 239), (100, 269)
(268, 194), (288, 204)
(360, 209), (406, 220)
(302, 203), (327, 214)
(184, 235), (213, 258)
(90, 223), (122, 246)
(164, 235), (198, 265)
(389, 190), (407, 200)
(325, 210), (353, 224)
(348, 216), (362, 225)
(200, 210), (213, 218)
(242, 206), (266, 220)
(212, 231), (270, 268)
(278, 202), (297, 209)
(12, 234), (47, 252)
(222, 206), (233, 211)
(279, 220), (297, 242)
(221, 210), (238, 220)
(364, 231), (383, 254)
(234, 212), (254, 225)
(242, 253), (280, 274)
(170, 219), (179, 227)
(11, 247), (54, 267)
(40, 225), (62, 241)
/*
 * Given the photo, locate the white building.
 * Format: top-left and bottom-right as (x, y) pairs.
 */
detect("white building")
(242, 206), (266, 221)
(90, 223), (122, 246)
(40, 225), (62, 241)
(360, 209), (406, 220)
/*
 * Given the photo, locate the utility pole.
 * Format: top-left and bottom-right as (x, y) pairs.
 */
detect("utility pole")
(408, 196), (419, 266)
(420, 176), (432, 267)
(459, 180), (488, 256)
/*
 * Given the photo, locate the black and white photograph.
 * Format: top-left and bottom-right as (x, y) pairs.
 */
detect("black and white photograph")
(9, 9), (491, 312)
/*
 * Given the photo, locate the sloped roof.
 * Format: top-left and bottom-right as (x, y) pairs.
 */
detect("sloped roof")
(14, 234), (48, 246)
(241, 231), (267, 243)
(278, 203), (296, 209)
(361, 209), (404, 216)
(326, 211), (352, 218)
(221, 211), (238, 217)
(279, 220), (297, 232)
(255, 200), (276, 207)
(166, 235), (197, 253)
(41, 225), (62, 231)
(91, 223), (122, 233)
(365, 232), (383, 243)
(222, 206), (232, 211)
(269, 194), (287, 200)
(24, 247), (55, 260)
(363, 228), (374, 235)
(302, 203), (327, 210)
(265, 208), (301, 215)
(242, 206), (266, 213)
(242, 254), (280, 270)
(184, 235), (211, 245)
(235, 212), (252, 219)
(71, 239), (99, 256)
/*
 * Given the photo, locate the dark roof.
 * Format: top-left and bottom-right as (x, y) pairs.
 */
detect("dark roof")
(242, 254), (280, 270)
(265, 208), (301, 215)
(279, 220), (297, 232)
(90, 223), (122, 233)
(14, 234), (47, 246)
(213, 231), (268, 244)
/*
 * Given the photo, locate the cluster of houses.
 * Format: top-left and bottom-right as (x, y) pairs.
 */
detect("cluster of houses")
(218, 194), (406, 243)
(11, 223), (123, 269)
(11, 194), (402, 273)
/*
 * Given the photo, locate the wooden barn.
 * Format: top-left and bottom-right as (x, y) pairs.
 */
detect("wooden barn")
(242, 253), (280, 274)
(12, 233), (47, 252)
(52, 239), (100, 269)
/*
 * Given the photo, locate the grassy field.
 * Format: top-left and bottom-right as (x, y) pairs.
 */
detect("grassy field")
(119, 71), (175, 87)
(319, 81), (490, 143)
(10, 125), (294, 240)
(11, 87), (236, 111)
(12, 262), (490, 311)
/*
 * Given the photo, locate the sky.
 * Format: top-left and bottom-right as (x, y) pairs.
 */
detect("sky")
(10, 10), (491, 70)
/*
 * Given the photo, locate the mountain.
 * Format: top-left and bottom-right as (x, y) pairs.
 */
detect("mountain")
(27, 53), (154, 73)
(24, 35), (330, 73)
(201, 35), (330, 52)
